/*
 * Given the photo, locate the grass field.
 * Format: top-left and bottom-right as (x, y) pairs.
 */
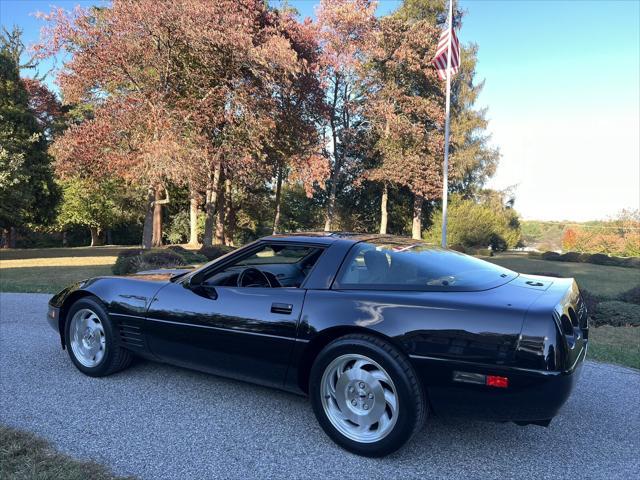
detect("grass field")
(485, 254), (639, 299)
(0, 425), (133, 480)
(1, 247), (638, 369)
(0, 246), (135, 293)
(588, 326), (640, 369)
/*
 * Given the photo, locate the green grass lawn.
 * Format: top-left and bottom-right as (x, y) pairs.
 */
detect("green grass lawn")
(588, 326), (640, 369)
(0, 246), (135, 293)
(485, 254), (639, 299)
(0, 425), (134, 480)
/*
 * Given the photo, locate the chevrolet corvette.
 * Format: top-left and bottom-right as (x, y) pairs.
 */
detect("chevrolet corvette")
(47, 233), (588, 456)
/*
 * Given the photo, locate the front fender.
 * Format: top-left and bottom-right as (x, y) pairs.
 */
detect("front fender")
(48, 275), (170, 347)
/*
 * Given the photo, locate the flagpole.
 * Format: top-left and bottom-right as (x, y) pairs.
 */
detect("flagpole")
(441, 0), (453, 248)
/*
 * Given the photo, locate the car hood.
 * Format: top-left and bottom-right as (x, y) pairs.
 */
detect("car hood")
(126, 268), (193, 282)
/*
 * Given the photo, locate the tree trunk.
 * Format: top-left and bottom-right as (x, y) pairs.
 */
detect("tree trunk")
(379, 182), (389, 234)
(273, 165), (283, 234)
(223, 178), (234, 246)
(62, 230), (68, 248)
(202, 164), (221, 247)
(89, 227), (103, 247)
(142, 186), (155, 249)
(324, 76), (342, 232)
(380, 117), (390, 235)
(324, 145), (341, 232)
(324, 186), (337, 232)
(106, 229), (112, 245)
(7, 227), (16, 248)
(152, 186), (163, 248)
(214, 170), (226, 245)
(412, 194), (424, 240)
(189, 188), (199, 246)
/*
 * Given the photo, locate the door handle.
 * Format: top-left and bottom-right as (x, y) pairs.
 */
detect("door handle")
(271, 303), (293, 315)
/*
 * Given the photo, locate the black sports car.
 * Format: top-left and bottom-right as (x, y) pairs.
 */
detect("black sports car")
(47, 233), (588, 457)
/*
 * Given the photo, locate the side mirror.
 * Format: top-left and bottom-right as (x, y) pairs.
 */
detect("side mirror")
(185, 274), (217, 300)
(185, 274), (202, 289)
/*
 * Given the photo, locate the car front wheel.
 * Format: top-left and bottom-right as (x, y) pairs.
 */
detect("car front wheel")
(65, 297), (132, 377)
(309, 334), (426, 457)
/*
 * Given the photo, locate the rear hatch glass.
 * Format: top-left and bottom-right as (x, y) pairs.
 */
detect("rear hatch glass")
(335, 240), (517, 292)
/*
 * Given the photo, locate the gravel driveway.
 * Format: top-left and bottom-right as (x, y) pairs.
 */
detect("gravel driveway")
(1, 292), (639, 479)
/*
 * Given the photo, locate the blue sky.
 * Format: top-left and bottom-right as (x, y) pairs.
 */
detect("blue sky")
(1, 0), (638, 221)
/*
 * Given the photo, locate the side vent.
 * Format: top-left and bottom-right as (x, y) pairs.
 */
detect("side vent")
(118, 321), (144, 350)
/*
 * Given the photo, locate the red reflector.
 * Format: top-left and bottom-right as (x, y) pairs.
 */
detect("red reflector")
(486, 375), (508, 388)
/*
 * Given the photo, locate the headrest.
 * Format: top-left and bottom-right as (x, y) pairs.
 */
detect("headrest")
(363, 250), (389, 277)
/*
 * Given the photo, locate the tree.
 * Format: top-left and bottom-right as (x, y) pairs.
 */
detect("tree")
(22, 78), (65, 140)
(395, 0), (500, 197)
(263, 11), (328, 233)
(38, 2), (210, 248)
(316, 0), (377, 231)
(176, 2), (318, 245)
(363, 15), (446, 239)
(40, 0), (326, 248)
(1, 25), (39, 72)
(57, 177), (130, 246)
(425, 193), (522, 250)
(0, 51), (59, 248)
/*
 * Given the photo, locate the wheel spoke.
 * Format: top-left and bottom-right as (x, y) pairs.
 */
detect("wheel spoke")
(350, 421), (372, 432)
(352, 359), (367, 371)
(384, 390), (397, 413)
(378, 410), (392, 431)
(369, 369), (387, 383)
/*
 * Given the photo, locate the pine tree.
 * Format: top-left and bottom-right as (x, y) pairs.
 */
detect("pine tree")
(365, 0), (500, 237)
(0, 51), (59, 248)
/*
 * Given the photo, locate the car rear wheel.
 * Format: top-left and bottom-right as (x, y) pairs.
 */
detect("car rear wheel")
(65, 297), (132, 377)
(309, 334), (426, 457)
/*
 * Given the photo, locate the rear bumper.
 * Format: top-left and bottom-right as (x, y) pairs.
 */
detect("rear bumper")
(411, 344), (587, 422)
(46, 304), (60, 332)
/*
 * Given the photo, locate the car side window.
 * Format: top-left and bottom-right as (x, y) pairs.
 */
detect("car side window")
(339, 244), (393, 284)
(204, 244), (324, 288)
(335, 241), (515, 291)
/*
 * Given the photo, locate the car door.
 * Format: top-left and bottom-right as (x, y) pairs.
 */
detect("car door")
(143, 243), (321, 389)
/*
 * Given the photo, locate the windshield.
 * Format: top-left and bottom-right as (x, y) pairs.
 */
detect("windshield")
(334, 241), (516, 292)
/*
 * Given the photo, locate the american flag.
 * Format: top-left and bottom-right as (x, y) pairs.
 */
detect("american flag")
(432, 27), (460, 81)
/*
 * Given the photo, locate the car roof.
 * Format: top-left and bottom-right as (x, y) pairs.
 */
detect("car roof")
(262, 232), (435, 247)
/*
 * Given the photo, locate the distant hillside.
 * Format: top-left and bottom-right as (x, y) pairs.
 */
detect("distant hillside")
(522, 212), (639, 256)
(521, 221), (566, 251)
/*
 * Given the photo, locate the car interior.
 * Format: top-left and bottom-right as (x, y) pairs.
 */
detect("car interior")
(203, 245), (325, 288)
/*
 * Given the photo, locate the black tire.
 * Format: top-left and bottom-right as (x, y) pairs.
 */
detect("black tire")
(64, 297), (133, 377)
(309, 334), (426, 457)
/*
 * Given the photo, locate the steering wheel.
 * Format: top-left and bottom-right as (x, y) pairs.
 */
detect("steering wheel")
(237, 267), (273, 288)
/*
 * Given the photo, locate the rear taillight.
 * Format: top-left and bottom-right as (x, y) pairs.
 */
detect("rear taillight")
(559, 314), (574, 336)
(486, 375), (509, 388)
(453, 371), (509, 388)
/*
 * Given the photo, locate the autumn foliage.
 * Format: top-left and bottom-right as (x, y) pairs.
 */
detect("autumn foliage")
(12, 0), (507, 248)
(562, 211), (640, 257)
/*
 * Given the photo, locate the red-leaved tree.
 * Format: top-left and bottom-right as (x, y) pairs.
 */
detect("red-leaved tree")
(316, 0), (377, 231)
(364, 15), (446, 238)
